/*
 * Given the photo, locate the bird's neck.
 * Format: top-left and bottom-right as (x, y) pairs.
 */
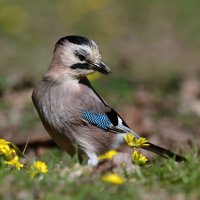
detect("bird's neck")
(79, 77), (92, 87)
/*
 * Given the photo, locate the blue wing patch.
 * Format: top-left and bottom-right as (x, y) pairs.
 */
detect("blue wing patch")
(81, 111), (112, 130)
(81, 110), (140, 138)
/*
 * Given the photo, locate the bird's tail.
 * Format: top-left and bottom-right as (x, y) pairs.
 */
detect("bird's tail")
(142, 142), (186, 162)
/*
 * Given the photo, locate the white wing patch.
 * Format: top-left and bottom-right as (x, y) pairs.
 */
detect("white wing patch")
(108, 116), (140, 139)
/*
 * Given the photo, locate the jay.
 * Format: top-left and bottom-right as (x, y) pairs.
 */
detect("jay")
(32, 35), (185, 166)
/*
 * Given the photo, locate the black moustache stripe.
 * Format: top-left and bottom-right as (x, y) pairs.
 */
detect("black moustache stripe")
(70, 63), (90, 70)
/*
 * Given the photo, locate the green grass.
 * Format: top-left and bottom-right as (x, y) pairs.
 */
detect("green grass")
(0, 148), (199, 200)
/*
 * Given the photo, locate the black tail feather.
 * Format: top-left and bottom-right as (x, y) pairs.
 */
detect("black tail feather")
(142, 142), (186, 162)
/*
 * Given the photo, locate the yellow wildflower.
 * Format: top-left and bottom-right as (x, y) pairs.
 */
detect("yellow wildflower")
(4, 156), (24, 170)
(132, 150), (148, 165)
(0, 143), (10, 155)
(102, 173), (125, 185)
(30, 160), (48, 178)
(0, 140), (16, 159)
(123, 133), (149, 148)
(98, 150), (118, 160)
(0, 139), (10, 145)
(31, 161), (48, 173)
(0, 139), (10, 154)
(4, 148), (16, 160)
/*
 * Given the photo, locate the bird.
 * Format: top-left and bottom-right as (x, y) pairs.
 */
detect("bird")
(32, 35), (186, 166)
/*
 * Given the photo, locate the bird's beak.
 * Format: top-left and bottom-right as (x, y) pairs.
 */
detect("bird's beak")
(89, 61), (111, 75)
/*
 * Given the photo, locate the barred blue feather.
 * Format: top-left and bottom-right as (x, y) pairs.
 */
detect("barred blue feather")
(81, 111), (112, 130)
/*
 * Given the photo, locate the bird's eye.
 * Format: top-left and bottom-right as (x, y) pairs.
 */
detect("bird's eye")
(78, 54), (86, 61)
(74, 50), (87, 61)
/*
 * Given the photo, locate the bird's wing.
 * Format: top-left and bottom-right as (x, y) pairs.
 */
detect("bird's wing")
(79, 77), (139, 138)
(81, 107), (140, 138)
(79, 78), (187, 162)
(81, 108), (130, 132)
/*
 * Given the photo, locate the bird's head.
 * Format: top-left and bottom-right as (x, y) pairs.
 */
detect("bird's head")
(50, 35), (111, 79)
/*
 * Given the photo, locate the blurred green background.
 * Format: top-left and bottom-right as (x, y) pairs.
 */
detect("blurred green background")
(1, 0), (200, 84)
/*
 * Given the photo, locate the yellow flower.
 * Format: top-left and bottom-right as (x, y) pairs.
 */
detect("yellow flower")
(4, 156), (24, 170)
(0, 139), (10, 145)
(0, 143), (10, 155)
(4, 148), (16, 160)
(102, 173), (125, 185)
(0, 140), (16, 159)
(123, 133), (149, 148)
(30, 160), (48, 178)
(31, 161), (48, 173)
(132, 150), (148, 165)
(98, 150), (118, 160)
(0, 139), (10, 155)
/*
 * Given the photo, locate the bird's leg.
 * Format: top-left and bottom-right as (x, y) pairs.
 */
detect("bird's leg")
(85, 151), (98, 166)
